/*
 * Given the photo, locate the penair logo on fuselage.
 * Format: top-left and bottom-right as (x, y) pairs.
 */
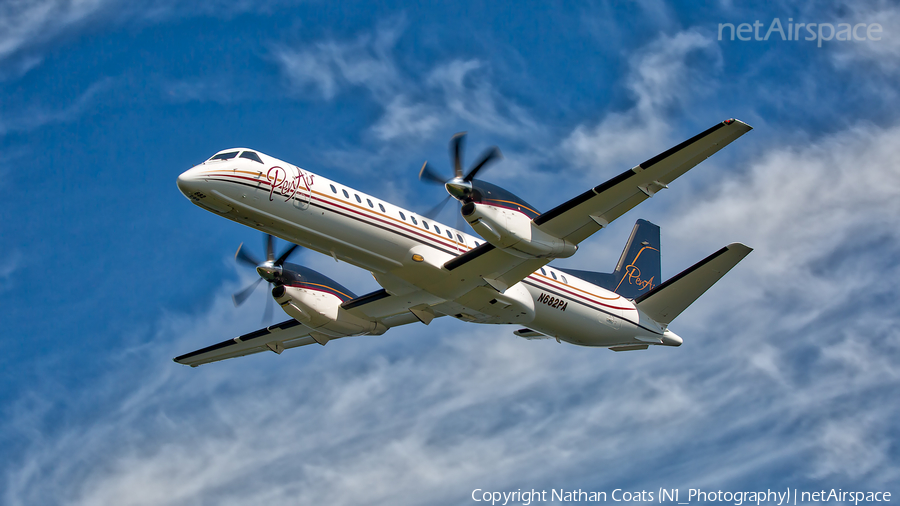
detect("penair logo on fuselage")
(266, 166), (314, 202)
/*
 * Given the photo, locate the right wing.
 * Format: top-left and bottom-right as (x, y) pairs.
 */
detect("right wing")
(176, 291), (431, 367)
(174, 319), (317, 367)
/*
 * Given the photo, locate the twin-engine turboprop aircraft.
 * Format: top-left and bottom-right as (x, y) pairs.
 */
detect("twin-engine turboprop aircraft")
(174, 119), (753, 367)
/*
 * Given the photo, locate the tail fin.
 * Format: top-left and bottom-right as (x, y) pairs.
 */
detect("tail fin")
(635, 243), (752, 325)
(559, 219), (661, 299)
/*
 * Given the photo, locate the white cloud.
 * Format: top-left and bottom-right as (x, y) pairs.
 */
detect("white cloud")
(272, 23), (539, 144)
(810, 418), (890, 479)
(0, 0), (109, 69)
(273, 20), (402, 102)
(0, 250), (20, 293)
(830, 0), (900, 72)
(671, 121), (900, 315)
(0, 78), (113, 136)
(369, 96), (442, 141)
(562, 30), (719, 172)
(161, 78), (247, 104)
(273, 48), (341, 99)
(0, 0), (305, 79)
(658, 119), (900, 481)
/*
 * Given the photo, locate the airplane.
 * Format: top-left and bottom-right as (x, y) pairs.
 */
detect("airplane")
(174, 119), (753, 367)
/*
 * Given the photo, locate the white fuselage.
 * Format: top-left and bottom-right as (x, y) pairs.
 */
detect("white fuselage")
(177, 149), (680, 349)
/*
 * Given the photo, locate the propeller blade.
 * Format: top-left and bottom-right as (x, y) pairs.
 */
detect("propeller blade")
(419, 161), (447, 185)
(235, 243), (260, 267)
(451, 132), (466, 179)
(424, 195), (452, 220)
(262, 285), (274, 325)
(275, 243), (299, 266)
(265, 234), (275, 262)
(464, 146), (502, 182)
(232, 277), (264, 307)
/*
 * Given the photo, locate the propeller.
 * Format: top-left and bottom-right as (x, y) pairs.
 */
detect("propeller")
(232, 234), (299, 324)
(419, 132), (502, 222)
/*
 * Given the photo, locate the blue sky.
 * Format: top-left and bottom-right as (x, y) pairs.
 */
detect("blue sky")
(2, 1), (899, 504)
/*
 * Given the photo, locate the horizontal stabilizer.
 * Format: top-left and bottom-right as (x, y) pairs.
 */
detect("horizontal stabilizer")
(635, 243), (751, 325)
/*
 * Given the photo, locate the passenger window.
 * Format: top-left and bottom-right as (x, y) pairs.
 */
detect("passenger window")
(355, 194), (361, 203)
(446, 230), (453, 239)
(379, 203), (386, 212)
(411, 216), (418, 225)
(210, 151), (239, 161)
(367, 199), (374, 208)
(540, 268), (546, 275)
(561, 275), (568, 284)
(342, 189), (349, 198)
(551, 271), (557, 280)
(457, 234), (464, 243)
(239, 151), (263, 163)
(474, 241), (479, 247)
(399, 212), (406, 220)
(330, 184), (337, 194)
(423, 221), (430, 231)
(434, 225), (441, 234)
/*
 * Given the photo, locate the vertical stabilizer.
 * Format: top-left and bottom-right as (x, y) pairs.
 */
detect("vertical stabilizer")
(559, 219), (661, 299)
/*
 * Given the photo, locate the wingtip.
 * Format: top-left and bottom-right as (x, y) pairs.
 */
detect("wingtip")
(724, 118), (753, 130)
(725, 242), (753, 255)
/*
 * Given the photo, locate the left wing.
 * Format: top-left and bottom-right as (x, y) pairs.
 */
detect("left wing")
(174, 319), (317, 367)
(533, 119), (752, 243)
(443, 119), (752, 289)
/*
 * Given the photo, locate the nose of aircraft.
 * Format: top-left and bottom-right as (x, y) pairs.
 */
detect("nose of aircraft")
(176, 166), (204, 198)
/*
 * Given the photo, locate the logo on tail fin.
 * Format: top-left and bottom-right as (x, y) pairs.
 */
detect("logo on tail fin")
(555, 219), (661, 299)
(614, 245), (658, 294)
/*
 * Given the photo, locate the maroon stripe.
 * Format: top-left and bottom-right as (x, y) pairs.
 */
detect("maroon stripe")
(526, 275), (634, 311)
(209, 173), (466, 252)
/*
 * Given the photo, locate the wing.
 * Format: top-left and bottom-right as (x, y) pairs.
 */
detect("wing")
(533, 119), (752, 243)
(341, 288), (440, 326)
(444, 119), (752, 289)
(174, 319), (317, 367)
(176, 293), (431, 367)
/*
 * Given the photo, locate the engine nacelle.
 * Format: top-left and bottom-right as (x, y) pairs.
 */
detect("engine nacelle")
(273, 285), (386, 339)
(462, 202), (577, 259)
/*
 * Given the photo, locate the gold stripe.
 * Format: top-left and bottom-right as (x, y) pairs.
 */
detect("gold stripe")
(302, 282), (353, 300)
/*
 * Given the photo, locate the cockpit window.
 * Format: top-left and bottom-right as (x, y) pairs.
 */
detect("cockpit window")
(210, 151), (239, 161)
(239, 151), (263, 164)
